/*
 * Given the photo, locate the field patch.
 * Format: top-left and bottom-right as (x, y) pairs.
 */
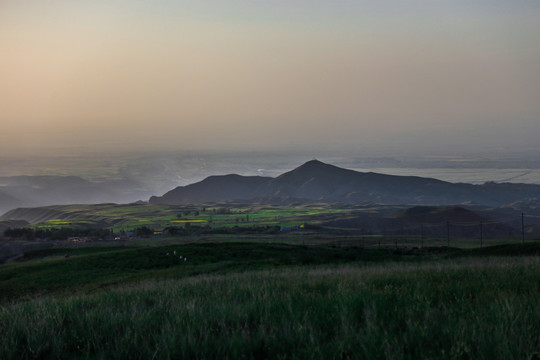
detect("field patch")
(170, 219), (207, 223)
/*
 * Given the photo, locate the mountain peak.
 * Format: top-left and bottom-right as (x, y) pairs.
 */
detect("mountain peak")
(292, 159), (337, 172)
(304, 159), (324, 165)
(263, 159), (359, 199)
(285, 160), (351, 178)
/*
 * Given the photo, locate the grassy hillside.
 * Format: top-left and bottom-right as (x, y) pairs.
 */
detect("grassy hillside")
(0, 243), (428, 304)
(0, 247), (538, 359)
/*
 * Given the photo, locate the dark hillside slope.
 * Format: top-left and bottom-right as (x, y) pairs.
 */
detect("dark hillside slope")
(258, 160), (464, 204)
(386, 206), (516, 237)
(388, 206), (482, 223)
(263, 160), (540, 206)
(257, 160), (365, 199)
(149, 174), (271, 205)
(1, 206), (69, 224)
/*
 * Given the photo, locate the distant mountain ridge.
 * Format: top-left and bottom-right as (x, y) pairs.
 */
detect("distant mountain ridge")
(151, 174), (271, 204)
(0, 175), (152, 216)
(149, 160), (540, 207)
(0, 190), (24, 215)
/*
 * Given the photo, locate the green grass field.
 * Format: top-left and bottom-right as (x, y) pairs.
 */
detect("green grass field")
(0, 243), (423, 304)
(0, 242), (539, 359)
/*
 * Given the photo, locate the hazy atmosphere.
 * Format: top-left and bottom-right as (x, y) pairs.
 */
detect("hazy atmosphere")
(2, 3), (540, 358)
(1, 0), (540, 155)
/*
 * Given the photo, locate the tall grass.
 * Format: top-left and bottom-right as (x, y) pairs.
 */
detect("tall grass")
(1, 257), (538, 359)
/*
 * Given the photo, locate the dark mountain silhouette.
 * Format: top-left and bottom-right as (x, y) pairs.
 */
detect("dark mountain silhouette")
(318, 205), (519, 238)
(149, 160), (540, 207)
(256, 160), (362, 199)
(388, 206), (484, 223)
(0, 175), (153, 215)
(149, 174), (271, 205)
(387, 206), (516, 238)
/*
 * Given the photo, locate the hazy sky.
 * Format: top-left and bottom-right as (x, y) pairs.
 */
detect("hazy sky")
(1, 1), (539, 156)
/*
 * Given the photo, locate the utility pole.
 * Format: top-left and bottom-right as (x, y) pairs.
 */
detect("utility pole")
(480, 221), (483, 248)
(446, 221), (450, 247)
(382, 225), (386, 249)
(521, 213), (525, 244)
(420, 224), (424, 248)
(395, 222), (399, 250)
(400, 221), (404, 249)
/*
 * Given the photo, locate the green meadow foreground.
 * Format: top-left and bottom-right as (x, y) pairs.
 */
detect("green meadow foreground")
(0, 243), (539, 359)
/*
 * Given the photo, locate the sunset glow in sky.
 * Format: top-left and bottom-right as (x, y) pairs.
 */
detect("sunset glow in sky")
(1, 1), (539, 155)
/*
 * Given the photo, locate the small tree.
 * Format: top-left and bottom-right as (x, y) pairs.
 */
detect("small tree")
(136, 226), (154, 237)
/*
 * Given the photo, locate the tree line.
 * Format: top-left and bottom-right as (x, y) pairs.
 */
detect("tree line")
(3, 224), (282, 240)
(3, 227), (113, 240)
